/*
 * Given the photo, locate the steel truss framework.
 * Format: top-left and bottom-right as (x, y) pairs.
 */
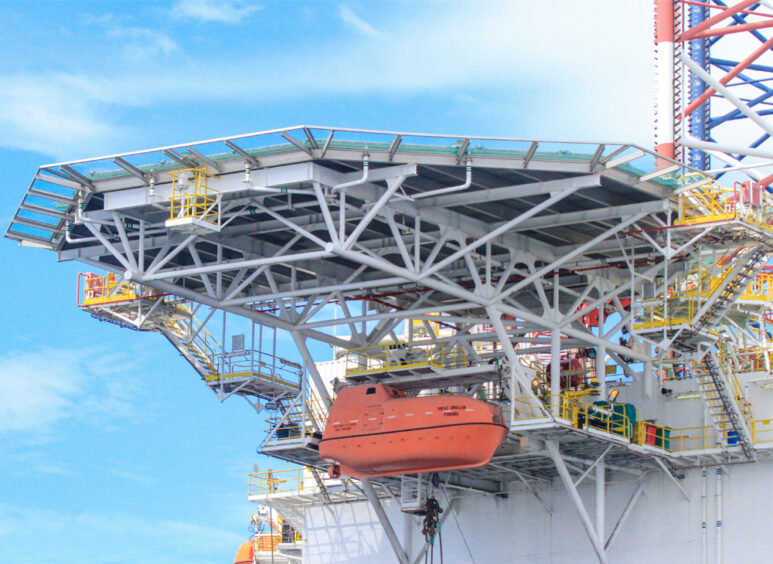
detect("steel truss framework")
(8, 126), (773, 563)
(656, 0), (773, 183)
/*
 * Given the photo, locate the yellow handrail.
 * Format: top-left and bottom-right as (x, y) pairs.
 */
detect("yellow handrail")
(168, 167), (219, 225)
(249, 467), (340, 496)
(344, 342), (467, 376)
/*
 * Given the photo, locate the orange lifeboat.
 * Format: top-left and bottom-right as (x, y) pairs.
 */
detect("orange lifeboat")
(319, 384), (507, 478)
(233, 540), (254, 564)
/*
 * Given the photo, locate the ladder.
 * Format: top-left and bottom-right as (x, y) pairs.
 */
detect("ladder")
(308, 468), (332, 504)
(694, 353), (754, 461)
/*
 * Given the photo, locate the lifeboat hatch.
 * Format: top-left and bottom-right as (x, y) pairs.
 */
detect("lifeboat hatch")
(362, 406), (384, 430)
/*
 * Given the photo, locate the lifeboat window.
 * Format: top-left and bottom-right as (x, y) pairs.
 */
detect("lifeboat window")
(392, 390), (399, 397)
(366, 387), (376, 395)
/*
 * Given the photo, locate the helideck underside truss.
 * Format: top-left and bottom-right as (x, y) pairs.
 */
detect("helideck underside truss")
(9, 126), (773, 564)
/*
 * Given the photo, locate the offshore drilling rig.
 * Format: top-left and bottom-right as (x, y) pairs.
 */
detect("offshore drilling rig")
(9, 2), (773, 563)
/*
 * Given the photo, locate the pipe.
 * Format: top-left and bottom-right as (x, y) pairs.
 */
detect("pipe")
(716, 467), (723, 564)
(332, 154), (369, 193)
(411, 160), (472, 200)
(702, 469), (707, 564)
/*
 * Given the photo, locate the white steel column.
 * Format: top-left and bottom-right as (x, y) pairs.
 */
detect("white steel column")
(597, 304), (606, 400)
(551, 274), (561, 415)
(547, 441), (608, 564)
(596, 461), (605, 546)
(291, 332), (332, 408)
(361, 478), (409, 564)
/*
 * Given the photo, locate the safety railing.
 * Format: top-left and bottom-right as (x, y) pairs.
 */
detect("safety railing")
(265, 396), (330, 442)
(344, 342), (467, 376)
(249, 467), (342, 496)
(739, 273), (773, 301)
(633, 296), (695, 330)
(717, 343), (755, 433)
(508, 396), (548, 422)
(78, 272), (142, 306)
(557, 394), (634, 441)
(164, 303), (225, 375)
(753, 419), (773, 444)
(204, 349), (302, 390)
(168, 167), (220, 226)
(728, 347), (772, 374)
(634, 420), (672, 450)
(674, 175), (773, 232)
(674, 176), (738, 226)
(666, 426), (717, 451)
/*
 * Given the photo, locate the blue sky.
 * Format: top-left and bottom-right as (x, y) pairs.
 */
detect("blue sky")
(0, 1), (651, 562)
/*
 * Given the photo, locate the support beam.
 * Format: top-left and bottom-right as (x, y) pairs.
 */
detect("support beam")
(605, 476), (647, 551)
(361, 478), (409, 564)
(292, 332), (332, 407)
(547, 440), (609, 564)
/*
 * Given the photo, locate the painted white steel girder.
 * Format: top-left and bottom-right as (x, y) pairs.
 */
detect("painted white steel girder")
(51, 156), (683, 363)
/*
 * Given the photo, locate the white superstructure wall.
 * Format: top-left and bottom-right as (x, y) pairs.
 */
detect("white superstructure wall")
(303, 460), (773, 564)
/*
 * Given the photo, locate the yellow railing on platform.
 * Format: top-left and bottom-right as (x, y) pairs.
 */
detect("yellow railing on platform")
(249, 467), (340, 496)
(344, 342), (467, 376)
(79, 272), (141, 306)
(753, 418), (773, 444)
(556, 394), (634, 441)
(168, 167), (219, 225)
(633, 296), (695, 330)
(510, 396), (548, 421)
(740, 273), (773, 301)
(674, 175), (773, 232)
(267, 397), (330, 441)
(674, 176), (738, 226)
(717, 343), (755, 433)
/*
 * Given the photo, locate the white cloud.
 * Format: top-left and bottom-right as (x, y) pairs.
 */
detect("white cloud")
(339, 4), (384, 38)
(0, 347), (140, 437)
(173, 0), (261, 23)
(0, 0), (655, 158)
(111, 469), (158, 486)
(0, 73), (129, 159)
(0, 503), (243, 564)
(107, 26), (178, 61)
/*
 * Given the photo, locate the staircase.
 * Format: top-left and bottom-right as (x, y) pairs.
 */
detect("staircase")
(673, 247), (768, 351)
(694, 352), (754, 461)
(163, 317), (221, 379)
(692, 247), (767, 333)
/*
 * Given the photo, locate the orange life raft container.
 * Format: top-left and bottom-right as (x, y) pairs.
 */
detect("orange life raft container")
(320, 384), (508, 478)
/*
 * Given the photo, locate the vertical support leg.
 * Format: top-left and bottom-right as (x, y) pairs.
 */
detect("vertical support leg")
(292, 332), (332, 408)
(551, 328), (561, 415)
(597, 305), (606, 400)
(361, 478), (409, 564)
(547, 440), (609, 564)
(596, 461), (605, 545)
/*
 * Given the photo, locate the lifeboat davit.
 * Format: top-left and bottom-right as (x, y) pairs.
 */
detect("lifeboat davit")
(320, 384), (508, 478)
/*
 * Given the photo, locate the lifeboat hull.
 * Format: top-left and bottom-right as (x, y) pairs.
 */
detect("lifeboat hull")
(320, 384), (507, 478)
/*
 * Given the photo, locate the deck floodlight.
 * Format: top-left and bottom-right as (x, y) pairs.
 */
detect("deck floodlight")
(608, 389), (620, 403)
